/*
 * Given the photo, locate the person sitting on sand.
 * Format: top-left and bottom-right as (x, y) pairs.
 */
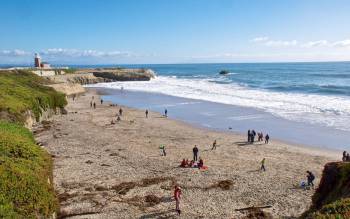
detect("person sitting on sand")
(211, 140), (217, 150)
(260, 158), (266, 171)
(265, 134), (270, 144)
(198, 157), (204, 169)
(180, 159), (187, 168)
(306, 171), (315, 188)
(189, 160), (195, 168)
(174, 185), (182, 215)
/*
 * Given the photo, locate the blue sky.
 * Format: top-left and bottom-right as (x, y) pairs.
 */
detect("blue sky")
(1, 0), (350, 64)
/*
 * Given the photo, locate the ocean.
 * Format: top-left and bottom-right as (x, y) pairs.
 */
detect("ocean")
(84, 62), (350, 150)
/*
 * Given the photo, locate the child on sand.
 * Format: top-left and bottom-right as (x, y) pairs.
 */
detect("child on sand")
(174, 185), (182, 215)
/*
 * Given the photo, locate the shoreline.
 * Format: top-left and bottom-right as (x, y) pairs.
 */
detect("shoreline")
(36, 89), (339, 218)
(93, 88), (341, 159)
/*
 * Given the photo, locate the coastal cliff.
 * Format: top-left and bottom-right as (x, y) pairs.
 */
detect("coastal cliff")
(302, 162), (350, 218)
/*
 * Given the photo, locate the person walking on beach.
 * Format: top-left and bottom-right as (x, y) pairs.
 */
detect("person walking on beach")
(343, 151), (347, 161)
(145, 109), (148, 118)
(265, 134), (270, 144)
(160, 144), (166, 156)
(119, 108), (123, 116)
(93, 102), (96, 109)
(174, 185), (182, 215)
(247, 130), (251, 142)
(260, 158), (266, 171)
(90, 101), (93, 108)
(164, 109), (168, 117)
(211, 140), (217, 150)
(100, 99), (103, 105)
(193, 145), (199, 161)
(307, 171), (315, 188)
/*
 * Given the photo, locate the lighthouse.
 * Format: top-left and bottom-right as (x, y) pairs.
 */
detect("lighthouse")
(34, 53), (41, 68)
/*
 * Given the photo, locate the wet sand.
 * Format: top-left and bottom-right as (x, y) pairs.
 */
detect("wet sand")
(34, 89), (339, 218)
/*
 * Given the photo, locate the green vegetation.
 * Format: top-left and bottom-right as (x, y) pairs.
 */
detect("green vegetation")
(302, 162), (350, 219)
(0, 70), (67, 123)
(0, 70), (66, 218)
(60, 68), (77, 74)
(0, 121), (57, 218)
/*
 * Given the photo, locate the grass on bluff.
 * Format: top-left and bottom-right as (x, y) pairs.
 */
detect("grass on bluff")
(0, 70), (67, 123)
(0, 70), (66, 218)
(0, 121), (57, 218)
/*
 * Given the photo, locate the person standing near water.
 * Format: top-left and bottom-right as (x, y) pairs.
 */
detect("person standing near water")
(145, 110), (148, 118)
(265, 134), (270, 144)
(193, 145), (199, 161)
(260, 158), (266, 171)
(165, 109), (168, 117)
(119, 108), (123, 116)
(100, 99), (103, 105)
(174, 185), (182, 215)
(247, 130), (251, 142)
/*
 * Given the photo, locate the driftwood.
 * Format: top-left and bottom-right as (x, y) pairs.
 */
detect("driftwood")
(235, 205), (272, 211)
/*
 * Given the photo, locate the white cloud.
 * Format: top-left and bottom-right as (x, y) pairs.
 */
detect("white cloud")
(0, 49), (30, 56)
(251, 36), (269, 42)
(40, 48), (133, 58)
(251, 37), (298, 47)
(332, 39), (350, 48)
(302, 40), (329, 48)
(264, 40), (298, 47)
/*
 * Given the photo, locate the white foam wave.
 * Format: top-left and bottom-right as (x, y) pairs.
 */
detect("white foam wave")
(87, 76), (350, 131)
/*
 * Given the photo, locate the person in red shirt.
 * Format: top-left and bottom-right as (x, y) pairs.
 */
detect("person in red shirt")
(174, 185), (182, 215)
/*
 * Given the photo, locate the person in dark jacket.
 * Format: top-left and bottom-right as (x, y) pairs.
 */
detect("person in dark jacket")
(307, 171), (315, 188)
(265, 134), (270, 144)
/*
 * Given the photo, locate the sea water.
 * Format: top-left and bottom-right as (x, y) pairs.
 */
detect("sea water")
(85, 62), (350, 150)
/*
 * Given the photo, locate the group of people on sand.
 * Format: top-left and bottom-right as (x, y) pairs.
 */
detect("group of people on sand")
(247, 129), (269, 144)
(89, 96), (104, 109)
(342, 151), (350, 161)
(179, 145), (207, 169)
(111, 107), (123, 124)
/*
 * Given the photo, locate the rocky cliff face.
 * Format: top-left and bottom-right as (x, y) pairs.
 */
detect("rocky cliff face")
(45, 68), (156, 85)
(302, 162), (350, 218)
(92, 69), (155, 81)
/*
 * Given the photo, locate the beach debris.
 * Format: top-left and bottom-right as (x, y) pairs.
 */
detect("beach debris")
(144, 194), (161, 206)
(112, 182), (137, 195)
(100, 163), (111, 167)
(85, 160), (93, 164)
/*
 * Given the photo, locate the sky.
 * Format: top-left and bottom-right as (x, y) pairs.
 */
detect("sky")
(0, 0), (350, 64)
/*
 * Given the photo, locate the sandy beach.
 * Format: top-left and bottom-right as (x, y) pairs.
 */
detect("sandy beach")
(34, 89), (339, 219)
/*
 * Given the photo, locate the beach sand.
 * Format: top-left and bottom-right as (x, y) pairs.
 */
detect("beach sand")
(34, 89), (339, 218)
